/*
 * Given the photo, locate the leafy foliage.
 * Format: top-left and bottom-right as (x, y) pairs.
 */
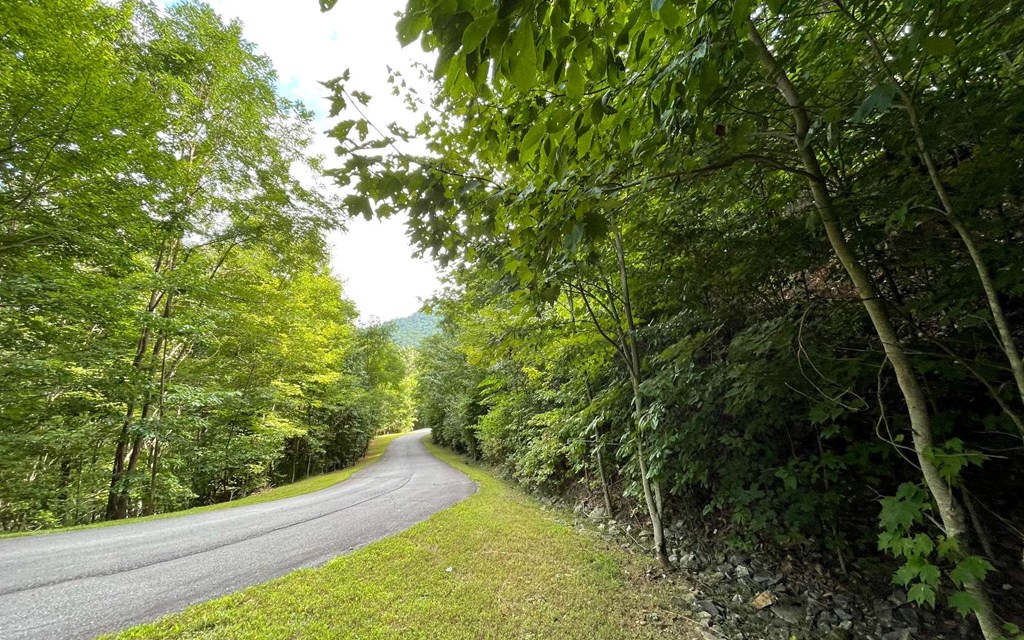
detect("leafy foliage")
(324, 0), (1024, 631)
(0, 0), (411, 531)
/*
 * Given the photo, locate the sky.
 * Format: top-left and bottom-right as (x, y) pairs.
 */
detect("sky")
(199, 0), (441, 323)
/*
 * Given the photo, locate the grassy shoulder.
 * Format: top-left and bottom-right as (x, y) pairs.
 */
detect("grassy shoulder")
(0, 432), (405, 540)
(111, 437), (697, 640)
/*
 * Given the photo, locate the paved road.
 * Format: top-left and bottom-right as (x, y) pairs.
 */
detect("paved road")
(0, 430), (475, 639)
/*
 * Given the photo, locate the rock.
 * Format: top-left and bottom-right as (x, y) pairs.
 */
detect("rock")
(695, 599), (720, 617)
(754, 572), (775, 585)
(587, 506), (606, 520)
(735, 565), (751, 579)
(728, 552), (750, 566)
(772, 604), (805, 625)
(896, 605), (919, 627)
(752, 591), (775, 610)
(875, 602), (894, 629)
(881, 630), (911, 640)
(669, 554), (679, 564)
(835, 608), (853, 622)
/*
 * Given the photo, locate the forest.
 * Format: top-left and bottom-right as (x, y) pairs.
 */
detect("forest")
(0, 1), (413, 530)
(320, 0), (1024, 637)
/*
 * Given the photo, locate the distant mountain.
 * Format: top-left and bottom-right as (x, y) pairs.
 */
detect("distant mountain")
(387, 311), (440, 349)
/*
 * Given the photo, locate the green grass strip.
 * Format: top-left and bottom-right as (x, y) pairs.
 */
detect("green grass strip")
(1, 432), (405, 540)
(111, 437), (693, 639)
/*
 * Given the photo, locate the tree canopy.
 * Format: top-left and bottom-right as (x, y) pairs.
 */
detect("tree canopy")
(0, 0), (412, 531)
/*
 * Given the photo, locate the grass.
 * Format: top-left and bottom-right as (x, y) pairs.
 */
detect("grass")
(110, 438), (698, 640)
(0, 432), (405, 540)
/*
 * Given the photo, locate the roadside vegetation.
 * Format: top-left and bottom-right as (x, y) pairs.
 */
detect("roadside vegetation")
(0, 0), (414, 534)
(323, 0), (1024, 636)
(0, 432), (403, 540)
(110, 439), (695, 640)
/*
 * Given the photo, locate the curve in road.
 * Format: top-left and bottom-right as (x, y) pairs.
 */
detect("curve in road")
(0, 430), (475, 640)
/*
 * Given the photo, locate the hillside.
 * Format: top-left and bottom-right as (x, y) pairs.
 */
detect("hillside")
(387, 311), (440, 349)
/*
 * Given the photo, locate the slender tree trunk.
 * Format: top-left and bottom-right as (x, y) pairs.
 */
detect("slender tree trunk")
(105, 237), (178, 520)
(832, 0), (1024, 419)
(57, 459), (72, 525)
(145, 439), (160, 517)
(594, 439), (614, 518)
(109, 289), (176, 519)
(746, 20), (1000, 638)
(614, 228), (670, 569)
(907, 105), (1024, 416)
(585, 379), (615, 519)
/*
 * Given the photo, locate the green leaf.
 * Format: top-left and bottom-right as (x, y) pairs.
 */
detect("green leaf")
(893, 563), (918, 586)
(462, 14), (494, 53)
(397, 11), (430, 47)
(907, 583), (936, 607)
(509, 22), (537, 91)
(659, 2), (681, 29)
(343, 194), (374, 220)
(937, 537), (960, 560)
(566, 61), (585, 101)
(922, 35), (955, 57)
(578, 127), (594, 156)
(948, 591), (981, 617)
(853, 84), (897, 122)
(950, 556), (993, 587)
(521, 119), (547, 158)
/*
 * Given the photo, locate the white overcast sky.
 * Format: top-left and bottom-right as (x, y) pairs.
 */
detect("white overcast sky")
(198, 0), (441, 323)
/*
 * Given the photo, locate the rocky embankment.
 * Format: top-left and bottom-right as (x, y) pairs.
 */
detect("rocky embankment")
(561, 503), (984, 640)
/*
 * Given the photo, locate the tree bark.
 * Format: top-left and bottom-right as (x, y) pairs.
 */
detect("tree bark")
(614, 228), (670, 569)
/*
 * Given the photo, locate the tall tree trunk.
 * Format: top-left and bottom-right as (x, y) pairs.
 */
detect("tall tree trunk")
(746, 19), (1000, 639)
(107, 266), (178, 519)
(145, 439), (160, 517)
(614, 228), (670, 569)
(57, 459), (72, 525)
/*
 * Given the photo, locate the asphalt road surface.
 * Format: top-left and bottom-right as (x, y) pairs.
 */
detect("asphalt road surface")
(0, 430), (475, 639)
